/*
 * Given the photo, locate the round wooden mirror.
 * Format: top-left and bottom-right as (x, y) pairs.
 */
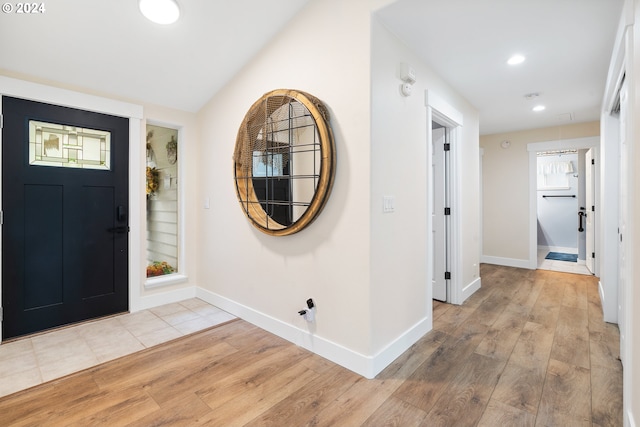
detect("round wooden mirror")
(234, 89), (336, 236)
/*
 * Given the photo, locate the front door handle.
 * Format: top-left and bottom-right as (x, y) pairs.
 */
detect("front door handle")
(117, 205), (127, 222)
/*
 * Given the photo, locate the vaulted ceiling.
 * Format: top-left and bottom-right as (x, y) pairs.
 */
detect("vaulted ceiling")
(0, 0), (310, 112)
(0, 0), (624, 135)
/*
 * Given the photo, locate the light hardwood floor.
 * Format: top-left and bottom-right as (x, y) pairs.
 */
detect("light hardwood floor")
(0, 265), (622, 426)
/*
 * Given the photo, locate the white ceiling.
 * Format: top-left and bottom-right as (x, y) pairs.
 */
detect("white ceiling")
(0, 0), (310, 112)
(376, 0), (624, 134)
(0, 0), (624, 135)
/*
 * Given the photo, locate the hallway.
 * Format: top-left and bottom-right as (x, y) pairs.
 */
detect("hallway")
(0, 265), (622, 426)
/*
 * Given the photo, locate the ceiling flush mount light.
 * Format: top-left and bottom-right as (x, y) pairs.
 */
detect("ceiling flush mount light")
(139, 0), (180, 25)
(507, 54), (526, 65)
(532, 105), (546, 112)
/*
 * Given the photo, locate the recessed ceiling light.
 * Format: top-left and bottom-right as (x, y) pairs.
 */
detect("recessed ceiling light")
(532, 105), (546, 112)
(139, 0), (180, 25)
(507, 54), (526, 65)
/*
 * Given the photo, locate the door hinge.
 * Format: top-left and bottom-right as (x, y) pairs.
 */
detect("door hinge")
(444, 207), (451, 215)
(592, 252), (595, 259)
(0, 306), (3, 322)
(591, 158), (595, 165)
(444, 271), (451, 280)
(0, 210), (3, 225)
(0, 114), (3, 129)
(443, 143), (451, 151)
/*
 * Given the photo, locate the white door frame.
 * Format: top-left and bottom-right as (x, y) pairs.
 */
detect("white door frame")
(600, 15), (635, 425)
(431, 126), (448, 301)
(527, 137), (599, 270)
(617, 78), (629, 369)
(425, 90), (466, 304)
(600, 34), (626, 327)
(585, 148), (595, 274)
(0, 76), (143, 343)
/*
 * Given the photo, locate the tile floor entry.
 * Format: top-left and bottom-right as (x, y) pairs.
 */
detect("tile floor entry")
(0, 298), (236, 398)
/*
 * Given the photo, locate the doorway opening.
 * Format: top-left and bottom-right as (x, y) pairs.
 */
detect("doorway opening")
(431, 121), (450, 302)
(1, 96), (130, 339)
(0, 76), (143, 344)
(426, 90), (473, 305)
(527, 136), (599, 276)
(535, 148), (593, 276)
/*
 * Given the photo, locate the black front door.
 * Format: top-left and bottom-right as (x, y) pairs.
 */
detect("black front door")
(2, 96), (129, 339)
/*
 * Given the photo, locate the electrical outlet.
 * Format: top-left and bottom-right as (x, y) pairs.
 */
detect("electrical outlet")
(299, 298), (316, 322)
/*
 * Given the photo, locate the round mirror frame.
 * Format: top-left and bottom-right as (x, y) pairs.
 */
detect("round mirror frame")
(234, 89), (336, 236)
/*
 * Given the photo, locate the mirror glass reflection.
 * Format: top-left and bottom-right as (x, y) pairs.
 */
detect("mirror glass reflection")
(250, 101), (320, 226)
(234, 89), (335, 236)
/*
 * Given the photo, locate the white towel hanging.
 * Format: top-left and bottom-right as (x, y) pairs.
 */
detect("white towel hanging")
(559, 161), (574, 173)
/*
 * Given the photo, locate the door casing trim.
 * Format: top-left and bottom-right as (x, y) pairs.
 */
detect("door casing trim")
(526, 136), (600, 276)
(425, 89), (473, 305)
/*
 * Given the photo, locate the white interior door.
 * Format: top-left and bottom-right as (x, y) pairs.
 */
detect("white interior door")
(617, 80), (628, 366)
(432, 126), (447, 301)
(585, 149), (595, 274)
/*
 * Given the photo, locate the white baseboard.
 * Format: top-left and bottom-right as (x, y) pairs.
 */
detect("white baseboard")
(598, 280), (618, 324)
(461, 277), (481, 303)
(598, 280), (605, 316)
(134, 286), (197, 312)
(537, 245), (578, 254)
(481, 255), (533, 270)
(370, 316), (432, 377)
(196, 287), (432, 379)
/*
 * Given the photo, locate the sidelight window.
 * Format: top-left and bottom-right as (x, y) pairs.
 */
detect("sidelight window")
(145, 124), (179, 278)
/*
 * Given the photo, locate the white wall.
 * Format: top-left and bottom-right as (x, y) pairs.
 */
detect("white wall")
(197, 0), (375, 373)
(370, 17), (480, 355)
(370, 18), (429, 357)
(624, 1), (639, 423)
(459, 121), (482, 297)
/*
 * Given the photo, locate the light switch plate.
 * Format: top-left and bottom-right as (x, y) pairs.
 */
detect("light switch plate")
(383, 196), (395, 213)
